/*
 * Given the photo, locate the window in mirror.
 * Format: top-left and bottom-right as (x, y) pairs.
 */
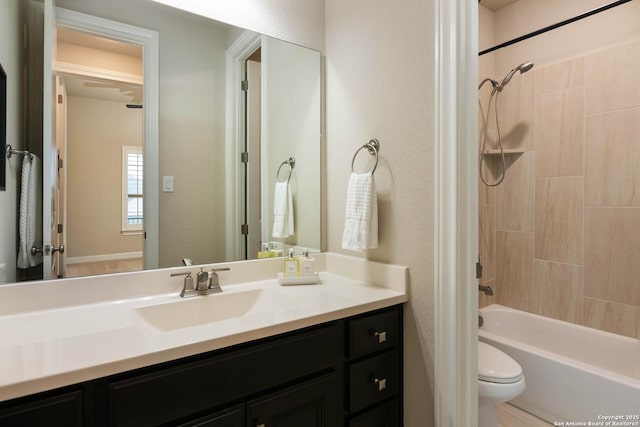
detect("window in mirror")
(122, 146), (143, 233)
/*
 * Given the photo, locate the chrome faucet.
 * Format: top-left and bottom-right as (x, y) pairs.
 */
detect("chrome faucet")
(479, 284), (494, 296)
(171, 267), (231, 298)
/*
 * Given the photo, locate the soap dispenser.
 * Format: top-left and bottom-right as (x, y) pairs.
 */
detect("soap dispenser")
(283, 248), (299, 277)
(299, 249), (315, 277)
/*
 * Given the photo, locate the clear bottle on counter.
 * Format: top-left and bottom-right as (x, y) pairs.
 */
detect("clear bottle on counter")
(299, 248), (315, 277)
(283, 248), (299, 277)
(258, 243), (271, 259)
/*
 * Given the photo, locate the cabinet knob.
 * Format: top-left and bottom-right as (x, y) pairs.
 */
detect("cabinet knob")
(374, 331), (387, 344)
(373, 377), (387, 392)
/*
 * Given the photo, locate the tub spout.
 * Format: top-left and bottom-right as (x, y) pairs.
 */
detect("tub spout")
(479, 284), (494, 296)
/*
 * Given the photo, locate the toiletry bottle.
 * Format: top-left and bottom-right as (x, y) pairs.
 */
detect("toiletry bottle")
(270, 242), (284, 258)
(258, 243), (270, 259)
(283, 248), (299, 277)
(299, 248), (315, 277)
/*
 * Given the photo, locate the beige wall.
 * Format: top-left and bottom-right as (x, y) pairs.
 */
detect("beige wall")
(325, 0), (436, 425)
(0, 0), (26, 284)
(262, 36), (321, 253)
(66, 96), (143, 258)
(479, 1), (640, 339)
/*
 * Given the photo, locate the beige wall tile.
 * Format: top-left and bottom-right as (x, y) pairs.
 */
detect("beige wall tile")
(582, 297), (639, 338)
(496, 152), (534, 231)
(498, 73), (534, 151)
(585, 108), (640, 207)
(479, 205), (496, 283)
(534, 260), (583, 324)
(535, 57), (584, 96)
(496, 231), (535, 312)
(584, 208), (640, 306)
(534, 87), (584, 177)
(585, 40), (640, 115)
(535, 177), (584, 264)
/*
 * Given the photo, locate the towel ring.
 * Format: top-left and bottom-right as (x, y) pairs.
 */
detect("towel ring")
(276, 157), (295, 183)
(351, 139), (380, 174)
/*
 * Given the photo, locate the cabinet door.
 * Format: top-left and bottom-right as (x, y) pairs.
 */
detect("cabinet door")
(0, 391), (82, 427)
(179, 404), (244, 427)
(247, 374), (339, 427)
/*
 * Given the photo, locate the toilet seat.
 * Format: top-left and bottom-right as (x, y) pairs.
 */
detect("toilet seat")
(478, 341), (523, 384)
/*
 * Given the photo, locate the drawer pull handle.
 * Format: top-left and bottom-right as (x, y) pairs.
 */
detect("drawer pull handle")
(374, 377), (387, 391)
(374, 331), (387, 344)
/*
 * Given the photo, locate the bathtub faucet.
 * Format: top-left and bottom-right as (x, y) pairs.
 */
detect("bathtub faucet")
(479, 284), (494, 296)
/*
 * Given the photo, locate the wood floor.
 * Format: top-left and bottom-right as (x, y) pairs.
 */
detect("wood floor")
(65, 258), (143, 278)
(498, 403), (552, 427)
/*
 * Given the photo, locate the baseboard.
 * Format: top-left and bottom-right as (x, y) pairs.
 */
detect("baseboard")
(66, 252), (143, 265)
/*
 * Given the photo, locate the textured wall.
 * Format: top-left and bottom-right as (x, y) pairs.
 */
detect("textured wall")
(325, 0), (436, 425)
(479, 1), (640, 338)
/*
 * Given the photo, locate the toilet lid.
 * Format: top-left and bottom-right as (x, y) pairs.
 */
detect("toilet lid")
(478, 342), (523, 384)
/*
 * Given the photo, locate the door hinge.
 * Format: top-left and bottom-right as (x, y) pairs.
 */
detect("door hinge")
(241, 224), (249, 235)
(57, 94), (63, 104)
(144, 231), (147, 239)
(241, 152), (249, 163)
(58, 156), (63, 170)
(57, 224), (63, 233)
(241, 80), (248, 91)
(476, 259), (483, 279)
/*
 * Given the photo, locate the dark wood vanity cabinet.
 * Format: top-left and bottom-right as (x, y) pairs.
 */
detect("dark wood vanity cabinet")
(346, 307), (403, 426)
(0, 305), (403, 427)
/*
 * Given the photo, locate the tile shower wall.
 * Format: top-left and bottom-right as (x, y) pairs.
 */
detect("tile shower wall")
(479, 39), (640, 339)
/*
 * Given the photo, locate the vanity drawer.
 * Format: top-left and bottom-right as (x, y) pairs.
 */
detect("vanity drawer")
(108, 323), (340, 427)
(349, 349), (399, 414)
(0, 390), (82, 427)
(349, 397), (399, 427)
(349, 308), (400, 359)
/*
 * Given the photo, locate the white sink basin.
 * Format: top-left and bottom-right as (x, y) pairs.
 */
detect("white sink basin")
(135, 289), (272, 331)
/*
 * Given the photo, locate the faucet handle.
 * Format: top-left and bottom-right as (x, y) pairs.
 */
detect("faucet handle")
(207, 268), (230, 289)
(171, 271), (195, 297)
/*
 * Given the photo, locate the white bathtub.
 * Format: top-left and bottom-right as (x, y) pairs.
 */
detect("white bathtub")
(479, 304), (640, 423)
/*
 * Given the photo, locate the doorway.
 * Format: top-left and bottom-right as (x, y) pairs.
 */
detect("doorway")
(55, 28), (144, 277)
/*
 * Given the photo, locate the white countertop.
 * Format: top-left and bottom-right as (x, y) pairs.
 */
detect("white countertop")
(0, 253), (407, 401)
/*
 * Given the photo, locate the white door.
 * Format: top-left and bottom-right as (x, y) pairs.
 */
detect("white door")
(246, 59), (262, 259)
(42, 0), (58, 279)
(54, 76), (67, 277)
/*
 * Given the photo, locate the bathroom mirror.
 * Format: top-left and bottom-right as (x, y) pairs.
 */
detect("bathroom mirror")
(0, 0), (321, 283)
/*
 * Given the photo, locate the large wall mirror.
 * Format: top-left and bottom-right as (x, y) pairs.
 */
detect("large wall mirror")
(0, 0), (322, 283)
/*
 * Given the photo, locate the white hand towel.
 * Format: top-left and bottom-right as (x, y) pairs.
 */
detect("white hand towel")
(17, 155), (43, 268)
(342, 172), (378, 252)
(272, 181), (294, 238)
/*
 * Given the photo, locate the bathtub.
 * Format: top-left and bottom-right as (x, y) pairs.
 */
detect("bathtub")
(479, 304), (640, 424)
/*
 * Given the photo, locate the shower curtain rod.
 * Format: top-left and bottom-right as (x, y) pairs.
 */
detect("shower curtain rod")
(479, 0), (633, 56)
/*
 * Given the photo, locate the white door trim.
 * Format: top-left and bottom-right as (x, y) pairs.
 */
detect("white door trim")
(434, 0), (479, 425)
(224, 30), (261, 261)
(54, 7), (160, 270)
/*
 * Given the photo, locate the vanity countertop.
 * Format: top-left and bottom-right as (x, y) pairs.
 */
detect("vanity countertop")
(0, 253), (407, 402)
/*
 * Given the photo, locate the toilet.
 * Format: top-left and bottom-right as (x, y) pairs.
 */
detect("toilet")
(478, 341), (525, 427)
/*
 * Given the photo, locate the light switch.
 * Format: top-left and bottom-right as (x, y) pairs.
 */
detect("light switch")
(163, 176), (174, 192)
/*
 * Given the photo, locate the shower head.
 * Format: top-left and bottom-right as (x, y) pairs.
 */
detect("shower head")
(498, 61), (534, 91)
